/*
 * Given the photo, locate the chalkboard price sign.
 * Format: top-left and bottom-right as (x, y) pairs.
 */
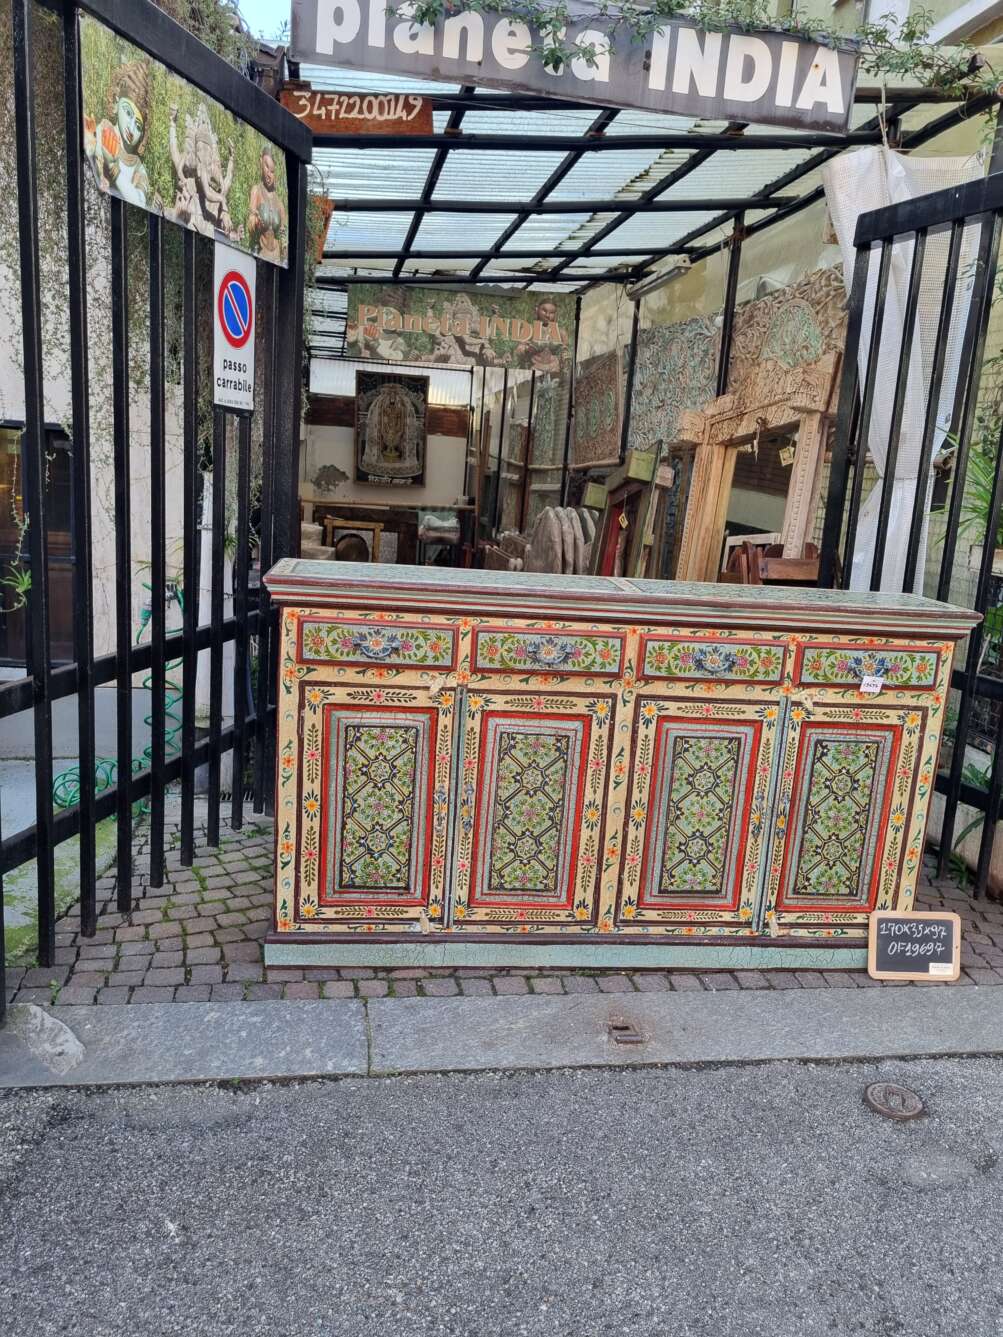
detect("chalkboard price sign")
(867, 911), (962, 982)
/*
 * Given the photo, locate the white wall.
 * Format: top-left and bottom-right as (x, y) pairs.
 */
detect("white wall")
(301, 423), (469, 509)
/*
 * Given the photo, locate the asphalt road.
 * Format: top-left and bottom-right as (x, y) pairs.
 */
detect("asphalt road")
(3, 1057), (1003, 1336)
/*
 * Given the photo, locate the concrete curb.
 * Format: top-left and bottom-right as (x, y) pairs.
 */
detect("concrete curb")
(2, 986), (1003, 1088)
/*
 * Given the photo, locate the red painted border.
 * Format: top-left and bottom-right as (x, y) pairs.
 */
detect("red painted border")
(314, 702), (438, 911)
(466, 710), (593, 915)
(297, 617), (459, 671)
(775, 720), (903, 914)
(634, 716), (762, 914)
(638, 633), (787, 686)
(792, 641), (941, 692)
(471, 625), (625, 679)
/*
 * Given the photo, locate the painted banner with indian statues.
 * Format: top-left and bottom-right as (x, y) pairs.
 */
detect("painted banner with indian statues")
(346, 286), (577, 372)
(79, 14), (290, 267)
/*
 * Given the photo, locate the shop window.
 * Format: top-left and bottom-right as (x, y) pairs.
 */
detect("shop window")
(0, 423), (75, 668)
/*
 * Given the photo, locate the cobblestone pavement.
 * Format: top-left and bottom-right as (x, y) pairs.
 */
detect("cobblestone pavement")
(6, 800), (1003, 1007)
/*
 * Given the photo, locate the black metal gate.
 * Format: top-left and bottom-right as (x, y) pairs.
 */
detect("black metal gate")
(0, 0), (310, 1019)
(819, 171), (1003, 898)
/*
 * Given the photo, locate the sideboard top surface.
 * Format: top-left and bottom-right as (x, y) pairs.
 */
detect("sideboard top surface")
(264, 560), (981, 640)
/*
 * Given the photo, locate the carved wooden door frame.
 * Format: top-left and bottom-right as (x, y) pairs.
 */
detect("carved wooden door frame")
(672, 352), (840, 583)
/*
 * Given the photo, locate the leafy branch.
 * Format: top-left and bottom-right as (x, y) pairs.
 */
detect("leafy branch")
(398, 1), (991, 96)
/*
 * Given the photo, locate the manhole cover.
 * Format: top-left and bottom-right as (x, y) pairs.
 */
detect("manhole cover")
(863, 1082), (925, 1121)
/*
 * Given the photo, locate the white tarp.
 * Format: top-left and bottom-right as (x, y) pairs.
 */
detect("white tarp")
(822, 146), (982, 592)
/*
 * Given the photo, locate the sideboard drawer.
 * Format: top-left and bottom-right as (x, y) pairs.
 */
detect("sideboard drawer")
(640, 634), (786, 685)
(299, 617), (458, 671)
(793, 642), (942, 692)
(472, 627), (625, 678)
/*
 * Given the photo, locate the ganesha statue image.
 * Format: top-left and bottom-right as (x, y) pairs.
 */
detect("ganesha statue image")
(165, 102), (241, 244)
(85, 59), (152, 208)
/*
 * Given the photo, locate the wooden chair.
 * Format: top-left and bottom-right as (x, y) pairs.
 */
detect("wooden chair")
(720, 541), (824, 586)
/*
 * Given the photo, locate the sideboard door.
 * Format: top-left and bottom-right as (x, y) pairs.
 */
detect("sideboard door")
(616, 694), (782, 931)
(449, 690), (618, 930)
(760, 701), (933, 934)
(277, 682), (456, 930)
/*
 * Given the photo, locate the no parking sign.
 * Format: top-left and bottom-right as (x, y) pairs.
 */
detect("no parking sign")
(213, 242), (256, 414)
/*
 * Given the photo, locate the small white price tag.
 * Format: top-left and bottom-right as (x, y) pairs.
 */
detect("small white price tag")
(859, 675), (884, 696)
(929, 961), (955, 977)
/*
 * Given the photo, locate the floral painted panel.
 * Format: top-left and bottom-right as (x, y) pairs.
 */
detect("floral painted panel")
(776, 725), (898, 912)
(321, 707), (433, 904)
(474, 629), (624, 677)
(642, 636), (785, 684)
(478, 721), (581, 904)
(644, 724), (757, 908)
(453, 694), (616, 928)
(300, 619), (456, 670)
(618, 696), (781, 928)
(572, 351), (621, 469)
(796, 644), (940, 691)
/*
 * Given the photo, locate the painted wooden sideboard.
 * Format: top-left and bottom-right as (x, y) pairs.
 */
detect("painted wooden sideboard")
(262, 561), (979, 972)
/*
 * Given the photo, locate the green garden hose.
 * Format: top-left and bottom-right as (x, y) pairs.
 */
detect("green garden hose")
(52, 583), (186, 810)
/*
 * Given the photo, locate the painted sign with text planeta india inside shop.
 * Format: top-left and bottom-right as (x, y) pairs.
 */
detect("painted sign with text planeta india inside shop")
(291, 0), (859, 133)
(347, 286), (576, 371)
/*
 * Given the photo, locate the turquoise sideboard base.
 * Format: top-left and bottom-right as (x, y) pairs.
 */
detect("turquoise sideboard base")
(264, 939), (869, 972)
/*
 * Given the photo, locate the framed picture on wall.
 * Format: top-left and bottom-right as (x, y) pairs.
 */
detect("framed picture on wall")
(324, 518), (383, 562)
(355, 370), (429, 486)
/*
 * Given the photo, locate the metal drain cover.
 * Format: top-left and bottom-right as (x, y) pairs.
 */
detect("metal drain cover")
(863, 1082), (925, 1121)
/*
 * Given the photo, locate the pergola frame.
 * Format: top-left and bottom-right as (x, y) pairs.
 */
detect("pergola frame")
(315, 87), (1000, 301)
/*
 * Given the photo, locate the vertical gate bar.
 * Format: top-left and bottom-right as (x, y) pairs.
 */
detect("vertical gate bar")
(0, 796), (5, 1024)
(519, 371), (537, 535)
(473, 366), (487, 538)
(207, 410), (226, 846)
(937, 213), (1001, 600)
(958, 406), (1003, 896)
(619, 300), (641, 463)
(253, 266), (278, 814)
(493, 368), (509, 536)
(716, 215), (744, 397)
(148, 215), (167, 887)
(62, 0), (97, 936)
(110, 199), (133, 915)
(262, 160), (307, 817)
(180, 231), (199, 862)
(13, 0), (55, 963)
(869, 229), (927, 591)
(839, 240), (893, 585)
(271, 159), (307, 566)
(231, 414), (252, 832)
(936, 214), (1003, 879)
(903, 219), (964, 592)
(819, 245), (871, 588)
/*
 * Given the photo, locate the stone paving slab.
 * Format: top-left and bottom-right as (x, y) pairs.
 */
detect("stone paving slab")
(5, 985), (1003, 1088)
(0, 1001), (368, 1088)
(6, 798), (1003, 1007)
(368, 986), (1003, 1074)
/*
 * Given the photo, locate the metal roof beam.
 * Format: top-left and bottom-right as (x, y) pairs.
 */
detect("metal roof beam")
(392, 84), (473, 279)
(313, 130), (883, 152)
(468, 108), (620, 281)
(332, 196), (795, 213)
(323, 247), (700, 260)
(316, 273), (630, 286)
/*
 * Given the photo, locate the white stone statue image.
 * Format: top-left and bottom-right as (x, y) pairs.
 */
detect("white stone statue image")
(85, 59), (152, 208)
(165, 103), (241, 243)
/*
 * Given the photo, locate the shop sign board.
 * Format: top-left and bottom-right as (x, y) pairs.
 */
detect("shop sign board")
(80, 14), (290, 266)
(347, 284), (576, 371)
(280, 82), (434, 135)
(213, 243), (256, 414)
(867, 911), (962, 982)
(291, 1), (858, 134)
